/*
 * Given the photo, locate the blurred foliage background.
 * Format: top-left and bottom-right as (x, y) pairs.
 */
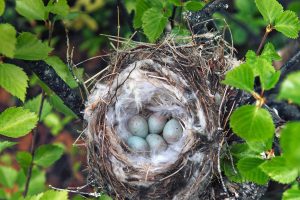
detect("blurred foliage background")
(0, 0), (299, 199)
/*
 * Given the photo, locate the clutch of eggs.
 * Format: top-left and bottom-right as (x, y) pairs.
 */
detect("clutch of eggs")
(126, 113), (183, 154)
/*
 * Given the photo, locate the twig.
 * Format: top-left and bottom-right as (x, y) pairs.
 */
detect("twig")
(280, 49), (300, 77)
(23, 91), (46, 197)
(256, 25), (272, 55)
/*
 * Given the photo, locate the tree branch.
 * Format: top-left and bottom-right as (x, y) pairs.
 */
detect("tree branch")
(5, 59), (84, 119)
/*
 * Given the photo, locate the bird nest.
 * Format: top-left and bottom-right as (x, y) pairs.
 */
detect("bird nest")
(84, 32), (237, 199)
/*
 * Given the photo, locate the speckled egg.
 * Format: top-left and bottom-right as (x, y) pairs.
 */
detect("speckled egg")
(128, 115), (148, 138)
(163, 119), (183, 144)
(146, 134), (167, 153)
(127, 136), (150, 153)
(148, 113), (167, 134)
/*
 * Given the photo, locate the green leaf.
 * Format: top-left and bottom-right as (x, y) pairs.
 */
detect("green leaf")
(27, 167), (46, 196)
(48, 94), (77, 118)
(223, 160), (245, 183)
(260, 156), (298, 184)
(230, 105), (275, 141)
(230, 143), (258, 159)
(0, 166), (18, 188)
(275, 10), (300, 39)
(235, 0), (257, 15)
(278, 71), (300, 105)
(44, 56), (78, 88)
(245, 50), (257, 64)
(16, 0), (46, 21)
(46, 0), (69, 17)
(247, 137), (273, 153)
(0, 23), (17, 58)
(0, 141), (17, 153)
(283, 188), (300, 200)
(237, 157), (269, 185)
(0, 0), (5, 16)
(40, 190), (68, 200)
(34, 144), (64, 167)
(280, 122), (300, 165)
(142, 8), (168, 42)
(0, 63), (28, 102)
(0, 107), (38, 138)
(14, 32), (53, 60)
(222, 64), (255, 93)
(253, 58), (280, 90)
(24, 95), (52, 120)
(255, 0), (283, 24)
(184, 1), (205, 11)
(261, 43), (281, 61)
(16, 151), (32, 173)
(133, 0), (153, 29)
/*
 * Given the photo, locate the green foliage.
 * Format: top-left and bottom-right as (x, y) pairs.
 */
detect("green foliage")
(14, 32), (53, 60)
(16, 0), (46, 21)
(16, 151), (32, 173)
(280, 122), (300, 165)
(260, 156), (298, 184)
(237, 157), (269, 185)
(261, 43), (281, 61)
(44, 56), (78, 88)
(0, 0), (4, 16)
(133, 0), (153, 29)
(274, 11), (300, 39)
(0, 166), (18, 188)
(0, 63), (28, 102)
(24, 190), (68, 200)
(142, 8), (169, 42)
(283, 188), (300, 200)
(34, 144), (64, 167)
(0, 23), (16, 58)
(0, 107), (38, 138)
(46, 0), (69, 17)
(221, 64), (254, 93)
(255, 0), (283, 24)
(0, 141), (17, 153)
(24, 95), (52, 121)
(184, 1), (204, 11)
(230, 105), (275, 141)
(278, 72), (300, 105)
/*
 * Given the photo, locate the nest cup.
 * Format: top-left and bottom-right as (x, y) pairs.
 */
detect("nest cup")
(84, 32), (235, 199)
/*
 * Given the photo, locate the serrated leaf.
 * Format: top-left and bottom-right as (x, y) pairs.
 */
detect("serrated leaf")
(0, 0), (5, 16)
(237, 157), (269, 185)
(46, 0), (69, 17)
(44, 56), (78, 88)
(230, 143), (258, 159)
(24, 95), (52, 120)
(260, 156), (298, 184)
(34, 144), (64, 167)
(230, 105), (275, 142)
(0, 107), (38, 138)
(280, 122), (300, 165)
(184, 1), (205, 11)
(245, 50), (257, 64)
(40, 190), (68, 200)
(16, 0), (46, 21)
(278, 71), (300, 105)
(16, 151), (32, 173)
(0, 63), (28, 102)
(283, 188), (300, 200)
(253, 58), (280, 90)
(222, 64), (255, 93)
(0, 141), (17, 153)
(247, 137), (273, 153)
(14, 32), (53, 60)
(133, 0), (161, 29)
(142, 8), (168, 42)
(261, 43), (281, 61)
(275, 11), (300, 39)
(0, 166), (18, 188)
(0, 23), (16, 58)
(255, 0), (283, 24)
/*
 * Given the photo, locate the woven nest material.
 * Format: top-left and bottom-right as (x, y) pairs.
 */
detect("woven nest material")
(84, 32), (238, 199)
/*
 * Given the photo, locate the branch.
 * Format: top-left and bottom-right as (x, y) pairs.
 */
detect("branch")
(5, 59), (84, 119)
(186, 0), (228, 35)
(280, 49), (300, 78)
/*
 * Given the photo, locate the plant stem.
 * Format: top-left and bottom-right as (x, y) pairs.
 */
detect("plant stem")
(23, 91), (45, 197)
(256, 25), (272, 55)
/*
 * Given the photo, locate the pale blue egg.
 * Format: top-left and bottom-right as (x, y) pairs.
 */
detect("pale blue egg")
(146, 134), (167, 153)
(163, 119), (183, 144)
(128, 115), (148, 138)
(148, 113), (167, 134)
(127, 136), (150, 153)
